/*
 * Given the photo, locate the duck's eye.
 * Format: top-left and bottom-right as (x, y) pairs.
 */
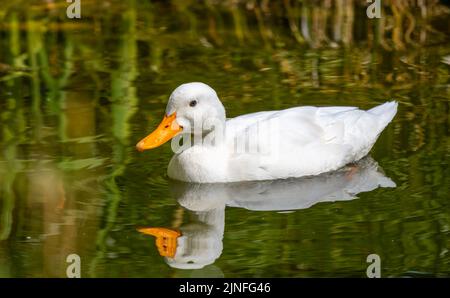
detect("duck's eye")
(189, 100), (197, 107)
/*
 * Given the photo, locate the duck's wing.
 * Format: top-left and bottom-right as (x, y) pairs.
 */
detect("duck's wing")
(223, 103), (396, 181)
(316, 102), (397, 159)
(225, 106), (360, 150)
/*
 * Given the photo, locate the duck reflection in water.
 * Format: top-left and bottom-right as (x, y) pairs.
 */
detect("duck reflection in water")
(139, 157), (395, 270)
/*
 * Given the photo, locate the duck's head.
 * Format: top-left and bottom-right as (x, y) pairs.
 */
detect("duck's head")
(136, 82), (225, 152)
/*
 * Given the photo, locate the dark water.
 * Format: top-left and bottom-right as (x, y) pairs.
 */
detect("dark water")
(0, 1), (449, 277)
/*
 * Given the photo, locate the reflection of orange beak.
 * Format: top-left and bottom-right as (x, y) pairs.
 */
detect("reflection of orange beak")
(138, 227), (181, 258)
(136, 113), (182, 152)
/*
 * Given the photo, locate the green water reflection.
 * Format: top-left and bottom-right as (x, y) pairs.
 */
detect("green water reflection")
(0, 0), (449, 277)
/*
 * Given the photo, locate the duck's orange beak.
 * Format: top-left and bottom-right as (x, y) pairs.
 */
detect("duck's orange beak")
(138, 227), (181, 258)
(136, 113), (182, 152)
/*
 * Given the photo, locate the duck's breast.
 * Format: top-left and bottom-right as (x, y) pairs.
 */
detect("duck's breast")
(167, 146), (228, 182)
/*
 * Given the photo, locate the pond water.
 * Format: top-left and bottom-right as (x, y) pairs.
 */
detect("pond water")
(0, 1), (449, 277)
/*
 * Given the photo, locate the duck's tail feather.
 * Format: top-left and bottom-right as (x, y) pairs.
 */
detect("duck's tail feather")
(368, 101), (398, 131)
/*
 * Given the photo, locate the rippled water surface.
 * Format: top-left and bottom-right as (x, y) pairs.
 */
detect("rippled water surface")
(0, 1), (449, 277)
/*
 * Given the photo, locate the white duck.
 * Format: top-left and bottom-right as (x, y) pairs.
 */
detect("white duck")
(136, 82), (397, 183)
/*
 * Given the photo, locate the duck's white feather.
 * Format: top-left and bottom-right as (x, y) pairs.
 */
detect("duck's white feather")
(168, 101), (397, 182)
